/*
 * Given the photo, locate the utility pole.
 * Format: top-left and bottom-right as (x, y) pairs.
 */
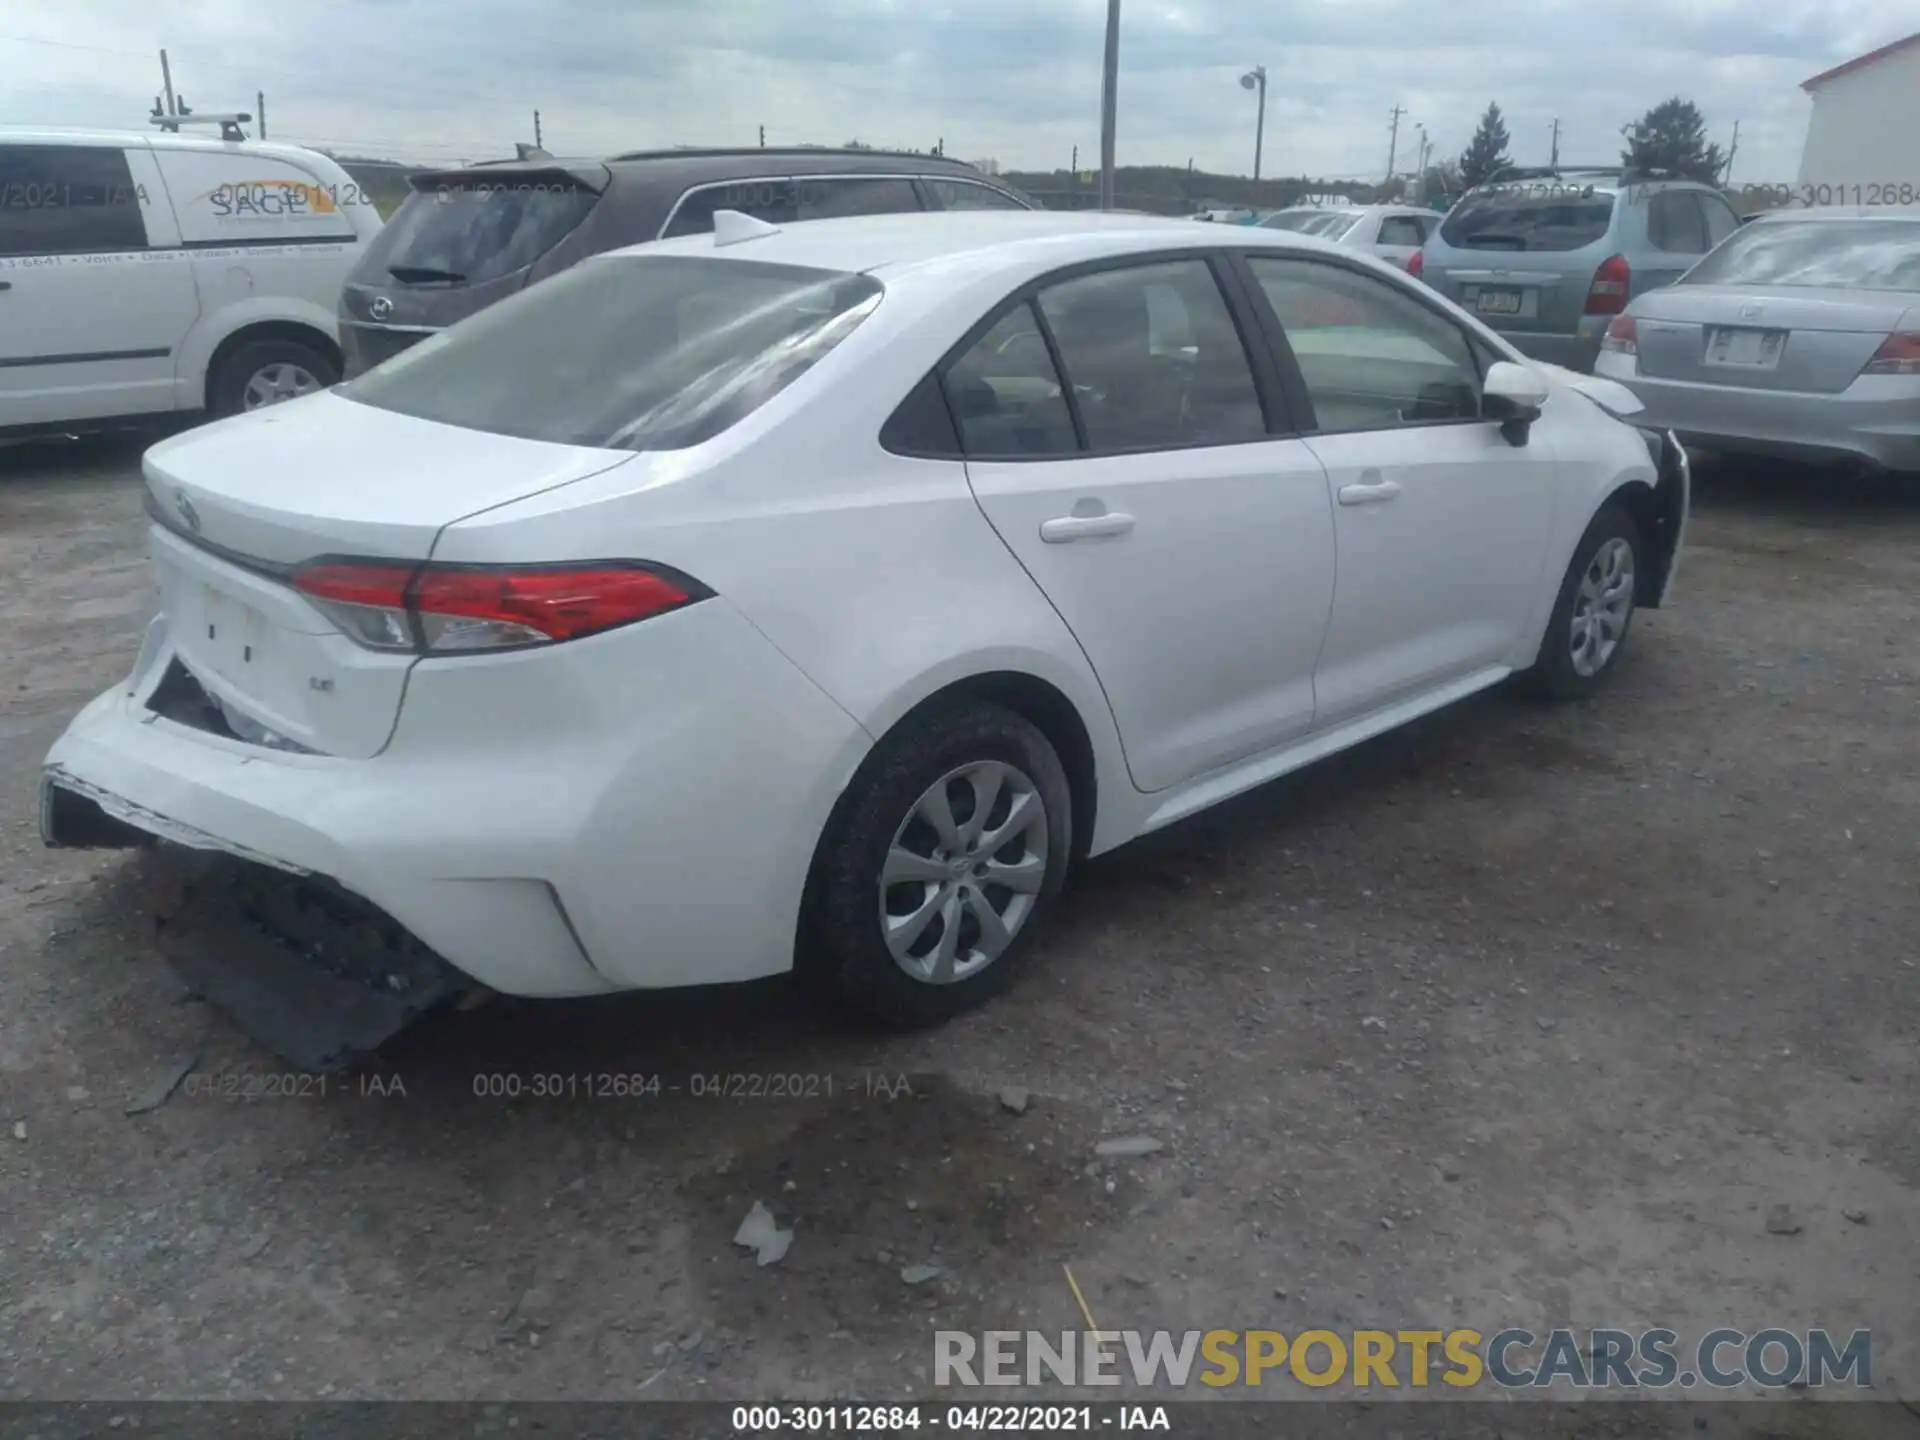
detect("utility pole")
(1098, 0), (1120, 210)
(1071, 145), (1078, 175)
(157, 50), (179, 132)
(533, 110), (542, 149)
(758, 124), (765, 148)
(1386, 105), (1405, 181)
(256, 90), (266, 140)
(1549, 117), (1560, 167)
(1723, 120), (1739, 184)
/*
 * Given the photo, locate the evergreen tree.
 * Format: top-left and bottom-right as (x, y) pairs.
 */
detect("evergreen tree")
(1620, 97), (1726, 183)
(1458, 103), (1512, 188)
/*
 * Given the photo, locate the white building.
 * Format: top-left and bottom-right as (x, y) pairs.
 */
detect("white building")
(1797, 30), (1920, 193)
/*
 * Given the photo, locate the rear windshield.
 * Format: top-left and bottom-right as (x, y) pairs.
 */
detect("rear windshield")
(1440, 186), (1616, 252)
(354, 179), (599, 286)
(1263, 210), (1352, 236)
(337, 255), (883, 452)
(1680, 218), (1920, 292)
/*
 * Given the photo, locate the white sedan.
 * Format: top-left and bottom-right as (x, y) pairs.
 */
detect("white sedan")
(1258, 204), (1442, 268)
(41, 209), (1690, 1043)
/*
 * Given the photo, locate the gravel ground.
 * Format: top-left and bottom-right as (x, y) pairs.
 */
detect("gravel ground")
(1, 431), (1915, 1429)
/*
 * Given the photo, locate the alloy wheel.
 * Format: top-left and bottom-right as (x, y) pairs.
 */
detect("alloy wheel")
(880, 760), (1049, 985)
(243, 363), (323, 410)
(1570, 536), (1635, 678)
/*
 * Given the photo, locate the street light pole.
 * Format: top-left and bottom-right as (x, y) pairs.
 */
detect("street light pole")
(1241, 65), (1267, 185)
(1098, 0), (1120, 210)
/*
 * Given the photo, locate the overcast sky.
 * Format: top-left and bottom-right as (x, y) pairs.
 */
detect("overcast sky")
(1, 1), (1910, 184)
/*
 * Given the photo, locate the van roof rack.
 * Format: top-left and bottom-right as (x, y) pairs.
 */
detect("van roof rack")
(147, 103), (251, 143)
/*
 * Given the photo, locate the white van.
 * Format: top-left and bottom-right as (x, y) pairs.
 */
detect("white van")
(0, 126), (382, 435)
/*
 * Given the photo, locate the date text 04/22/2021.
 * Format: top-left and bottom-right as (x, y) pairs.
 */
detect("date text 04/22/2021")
(730, 1405), (1170, 1432)
(467, 1071), (916, 1101)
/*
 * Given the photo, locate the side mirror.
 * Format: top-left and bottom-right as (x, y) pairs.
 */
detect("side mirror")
(1482, 360), (1549, 445)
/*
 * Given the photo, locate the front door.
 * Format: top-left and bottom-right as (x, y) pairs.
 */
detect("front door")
(1242, 253), (1559, 727)
(954, 256), (1337, 793)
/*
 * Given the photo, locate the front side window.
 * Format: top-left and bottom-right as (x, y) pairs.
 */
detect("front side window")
(922, 178), (1027, 211)
(0, 145), (147, 256)
(1248, 256), (1482, 432)
(943, 304), (1079, 458)
(1035, 259), (1268, 451)
(340, 255), (882, 451)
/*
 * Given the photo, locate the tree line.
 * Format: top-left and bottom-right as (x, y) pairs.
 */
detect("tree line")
(1455, 96), (1730, 189)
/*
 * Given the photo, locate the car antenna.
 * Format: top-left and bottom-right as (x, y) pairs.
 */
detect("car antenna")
(711, 208), (782, 247)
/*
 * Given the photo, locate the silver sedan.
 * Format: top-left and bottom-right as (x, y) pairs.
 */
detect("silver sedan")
(1593, 207), (1920, 473)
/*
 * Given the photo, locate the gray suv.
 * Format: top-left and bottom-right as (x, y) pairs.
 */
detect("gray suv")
(1415, 167), (1742, 372)
(339, 148), (1033, 378)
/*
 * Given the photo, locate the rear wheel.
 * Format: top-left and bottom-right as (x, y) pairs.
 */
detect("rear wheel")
(803, 699), (1072, 1028)
(1522, 503), (1643, 700)
(209, 338), (338, 419)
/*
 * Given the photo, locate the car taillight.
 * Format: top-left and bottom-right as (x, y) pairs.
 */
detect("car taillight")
(1585, 254), (1630, 315)
(1862, 332), (1920, 376)
(1406, 249), (1424, 278)
(291, 560), (709, 654)
(1601, 314), (1638, 356)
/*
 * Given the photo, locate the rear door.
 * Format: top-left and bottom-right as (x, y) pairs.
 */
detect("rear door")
(0, 142), (199, 427)
(955, 254), (1338, 792)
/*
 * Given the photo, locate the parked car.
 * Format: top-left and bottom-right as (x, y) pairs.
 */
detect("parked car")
(1594, 206), (1920, 473)
(0, 125), (381, 435)
(42, 209), (1688, 1062)
(1412, 167), (1743, 372)
(338, 147), (1033, 378)
(1259, 204), (1440, 266)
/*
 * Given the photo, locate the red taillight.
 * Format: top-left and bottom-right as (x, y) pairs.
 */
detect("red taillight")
(1862, 331), (1920, 376)
(1601, 314), (1638, 356)
(1585, 254), (1631, 315)
(1406, 249), (1425, 278)
(291, 560), (706, 654)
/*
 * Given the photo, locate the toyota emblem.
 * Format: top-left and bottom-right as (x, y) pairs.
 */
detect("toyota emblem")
(368, 295), (393, 321)
(174, 490), (201, 533)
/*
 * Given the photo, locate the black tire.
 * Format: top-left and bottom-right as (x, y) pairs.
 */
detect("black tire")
(802, 699), (1073, 1029)
(1522, 501), (1644, 701)
(208, 337), (339, 419)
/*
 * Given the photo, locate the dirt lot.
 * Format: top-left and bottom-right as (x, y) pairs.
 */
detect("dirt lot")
(1, 431), (1915, 1426)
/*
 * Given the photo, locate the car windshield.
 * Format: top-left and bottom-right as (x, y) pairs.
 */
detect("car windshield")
(1439, 187), (1615, 251)
(1680, 218), (1920, 292)
(354, 178), (601, 286)
(338, 255), (884, 451)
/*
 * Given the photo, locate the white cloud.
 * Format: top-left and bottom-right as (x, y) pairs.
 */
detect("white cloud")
(0, 0), (1909, 180)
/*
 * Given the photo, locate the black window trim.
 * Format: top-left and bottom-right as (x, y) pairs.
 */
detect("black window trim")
(890, 246), (1305, 464)
(1224, 246), (1517, 439)
(0, 143), (151, 258)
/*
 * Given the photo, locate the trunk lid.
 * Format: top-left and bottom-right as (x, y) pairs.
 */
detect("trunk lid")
(1630, 285), (1914, 393)
(141, 392), (637, 759)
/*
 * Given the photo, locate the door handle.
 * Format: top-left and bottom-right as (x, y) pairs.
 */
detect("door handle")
(1337, 479), (1402, 506)
(1040, 511), (1135, 543)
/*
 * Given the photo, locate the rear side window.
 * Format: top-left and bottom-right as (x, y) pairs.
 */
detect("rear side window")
(944, 305), (1080, 458)
(662, 176), (928, 238)
(0, 145), (147, 256)
(1680, 219), (1920, 292)
(1701, 194), (1740, 247)
(339, 255), (883, 451)
(1647, 191), (1709, 254)
(1440, 187), (1615, 252)
(1036, 259), (1267, 451)
(922, 179), (1027, 211)
(361, 179), (598, 285)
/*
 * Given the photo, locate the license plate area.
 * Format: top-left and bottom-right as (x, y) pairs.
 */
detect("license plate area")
(1705, 326), (1785, 369)
(1474, 286), (1525, 317)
